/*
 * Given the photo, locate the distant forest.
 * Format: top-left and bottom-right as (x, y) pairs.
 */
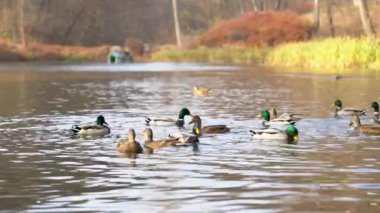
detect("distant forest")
(0, 0), (379, 47)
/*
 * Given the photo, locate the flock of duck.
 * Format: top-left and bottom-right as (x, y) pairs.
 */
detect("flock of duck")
(70, 98), (380, 156)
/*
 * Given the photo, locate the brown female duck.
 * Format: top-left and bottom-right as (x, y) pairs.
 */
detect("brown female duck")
(117, 129), (144, 154)
(349, 114), (380, 135)
(189, 115), (230, 136)
(143, 128), (192, 149)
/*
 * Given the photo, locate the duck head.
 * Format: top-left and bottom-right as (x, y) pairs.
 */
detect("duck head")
(349, 114), (361, 128)
(371, 101), (379, 112)
(143, 128), (153, 142)
(128, 129), (136, 142)
(96, 115), (108, 125)
(285, 125), (299, 143)
(257, 110), (270, 121)
(189, 115), (202, 135)
(334, 99), (342, 109)
(178, 108), (191, 119)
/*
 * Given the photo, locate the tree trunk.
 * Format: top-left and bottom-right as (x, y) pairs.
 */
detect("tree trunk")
(18, 0), (26, 47)
(239, 0), (245, 15)
(313, 0), (320, 34)
(326, 0), (335, 37)
(354, 0), (376, 36)
(260, 0), (267, 10)
(251, 0), (259, 11)
(275, 0), (282, 10)
(171, 0), (182, 47)
(63, 2), (85, 44)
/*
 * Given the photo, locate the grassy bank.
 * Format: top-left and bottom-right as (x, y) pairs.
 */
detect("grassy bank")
(265, 37), (380, 70)
(152, 45), (268, 64)
(152, 37), (380, 71)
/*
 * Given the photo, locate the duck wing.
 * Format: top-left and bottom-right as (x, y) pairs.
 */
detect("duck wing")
(145, 117), (176, 126)
(202, 125), (230, 134)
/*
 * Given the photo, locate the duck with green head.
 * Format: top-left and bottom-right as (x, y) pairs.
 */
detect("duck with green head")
(71, 115), (110, 137)
(117, 129), (144, 154)
(349, 114), (380, 135)
(188, 115), (230, 136)
(257, 110), (296, 128)
(370, 101), (379, 124)
(145, 108), (191, 127)
(333, 99), (366, 117)
(249, 125), (299, 144)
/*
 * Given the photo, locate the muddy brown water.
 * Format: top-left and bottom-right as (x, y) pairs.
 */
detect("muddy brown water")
(0, 62), (379, 212)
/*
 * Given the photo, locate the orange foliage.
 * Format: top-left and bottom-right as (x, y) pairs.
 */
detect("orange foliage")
(197, 11), (312, 47)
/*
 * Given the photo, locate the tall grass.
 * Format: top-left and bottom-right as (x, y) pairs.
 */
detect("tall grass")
(265, 37), (380, 70)
(151, 45), (269, 64)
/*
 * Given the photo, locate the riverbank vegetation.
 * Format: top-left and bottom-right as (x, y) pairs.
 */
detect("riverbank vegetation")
(152, 45), (268, 64)
(0, 39), (108, 62)
(1, 0), (380, 70)
(152, 0), (380, 71)
(265, 37), (380, 69)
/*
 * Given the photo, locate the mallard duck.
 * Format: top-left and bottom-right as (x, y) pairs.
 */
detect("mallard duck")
(349, 114), (380, 135)
(257, 110), (296, 128)
(333, 99), (366, 117)
(142, 128), (193, 149)
(71, 115), (110, 137)
(193, 86), (211, 96)
(145, 108), (191, 127)
(117, 129), (144, 154)
(249, 125), (299, 144)
(168, 132), (199, 144)
(370, 101), (380, 124)
(268, 108), (302, 122)
(188, 115), (230, 136)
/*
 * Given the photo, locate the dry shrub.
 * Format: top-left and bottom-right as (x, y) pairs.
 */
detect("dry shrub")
(124, 38), (144, 57)
(0, 38), (109, 61)
(197, 11), (312, 48)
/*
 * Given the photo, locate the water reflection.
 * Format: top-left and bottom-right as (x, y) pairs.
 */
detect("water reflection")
(0, 63), (379, 212)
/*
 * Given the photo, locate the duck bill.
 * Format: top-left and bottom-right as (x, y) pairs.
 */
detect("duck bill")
(293, 135), (299, 142)
(195, 127), (201, 135)
(256, 114), (262, 118)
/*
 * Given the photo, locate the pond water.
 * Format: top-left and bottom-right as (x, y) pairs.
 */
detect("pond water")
(0, 62), (379, 212)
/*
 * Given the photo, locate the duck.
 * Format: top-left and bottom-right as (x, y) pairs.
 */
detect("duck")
(349, 114), (380, 135)
(167, 131), (199, 144)
(257, 110), (296, 128)
(188, 115), (230, 136)
(268, 108), (302, 122)
(117, 129), (144, 154)
(143, 128), (195, 149)
(333, 99), (366, 117)
(193, 86), (211, 96)
(370, 101), (380, 124)
(249, 125), (299, 144)
(71, 115), (110, 137)
(145, 108), (191, 127)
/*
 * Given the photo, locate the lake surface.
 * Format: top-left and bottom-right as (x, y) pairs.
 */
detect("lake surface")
(0, 62), (379, 212)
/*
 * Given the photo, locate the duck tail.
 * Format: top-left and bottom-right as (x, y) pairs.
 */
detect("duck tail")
(360, 108), (367, 115)
(145, 117), (151, 125)
(71, 125), (81, 135)
(249, 130), (256, 136)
